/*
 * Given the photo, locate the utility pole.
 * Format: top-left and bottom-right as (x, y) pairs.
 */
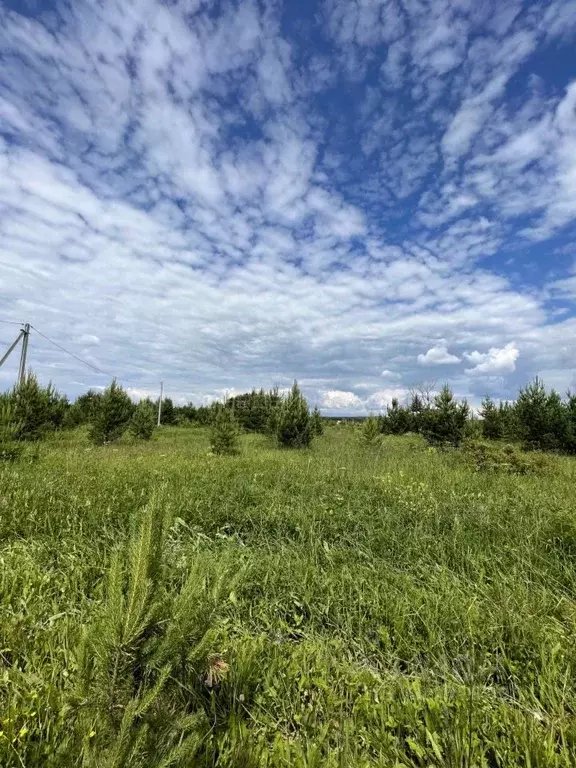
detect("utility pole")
(18, 323), (30, 385)
(157, 381), (163, 427)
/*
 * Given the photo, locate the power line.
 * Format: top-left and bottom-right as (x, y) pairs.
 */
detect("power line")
(30, 324), (147, 387)
(0, 318), (24, 326)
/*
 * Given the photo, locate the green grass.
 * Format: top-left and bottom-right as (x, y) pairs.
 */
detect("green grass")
(2, 425), (576, 766)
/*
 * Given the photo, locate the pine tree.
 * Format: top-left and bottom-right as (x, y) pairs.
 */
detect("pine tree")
(422, 384), (469, 447)
(160, 397), (175, 425)
(311, 406), (324, 436)
(210, 404), (240, 455)
(89, 379), (133, 445)
(361, 416), (381, 446)
(516, 377), (567, 451)
(11, 372), (55, 441)
(130, 400), (156, 440)
(275, 382), (313, 448)
(480, 396), (503, 439)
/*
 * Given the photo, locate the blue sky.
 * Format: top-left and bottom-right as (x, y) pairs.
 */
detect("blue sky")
(1, 0), (575, 412)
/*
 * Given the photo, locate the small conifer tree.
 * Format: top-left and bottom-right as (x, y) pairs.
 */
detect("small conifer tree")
(276, 382), (313, 448)
(89, 379), (133, 445)
(480, 396), (503, 439)
(422, 384), (469, 447)
(11, 372), (55, 441)
(130, 399), (156, 440)
(361, 416), (381, 446)
(210, 404), (240, 455)
(311, 406), (324, 436)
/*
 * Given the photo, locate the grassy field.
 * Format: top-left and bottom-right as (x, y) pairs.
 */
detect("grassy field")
(2, 425), (576, 766)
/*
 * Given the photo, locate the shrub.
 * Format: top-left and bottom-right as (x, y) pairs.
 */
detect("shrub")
(88, 380), (133, 445)
(361, 416), (382, 446)
(210, 405), (240, 455)
(311, 406), (324, 436)
(275, 382), (313, 448)
(462, 439), (548, 475)
(0, 400), (23, 461)
(130, 400), (156, 440)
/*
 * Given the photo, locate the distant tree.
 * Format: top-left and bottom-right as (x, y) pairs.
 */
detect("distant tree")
(516, 377), (566, 451)
(422, 384), (469, 447)
(382, 398), (412, 435)
(130, 400), (156, 440)
(89, 380), (133, 445)
(276, 382), (313, 448)
(563, 392), (576, 454)
(160, 397), (175, 425)
(311, 406), (324, 436)
(480, 396), (503, 440)
(210, 404), (240, 455)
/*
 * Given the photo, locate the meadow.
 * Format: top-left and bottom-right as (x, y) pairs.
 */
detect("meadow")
(2, 424), (576, 766)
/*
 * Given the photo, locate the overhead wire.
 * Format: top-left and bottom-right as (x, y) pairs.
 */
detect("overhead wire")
(29, 324), (150, 387)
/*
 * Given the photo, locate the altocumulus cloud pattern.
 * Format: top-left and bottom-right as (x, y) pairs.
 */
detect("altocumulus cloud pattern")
(0, 0), (575, 412)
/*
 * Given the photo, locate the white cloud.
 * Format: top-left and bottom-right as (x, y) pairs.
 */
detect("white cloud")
(320, 390), (364, 410)
(465, 343), (520, 375)
(417, 346), (460, 366)
(380, 369), (401, 379)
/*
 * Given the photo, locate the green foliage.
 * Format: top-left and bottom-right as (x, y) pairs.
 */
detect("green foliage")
(160, 396), (175, 425)
(88, 380), (134, 445)
(130, 400), (156, 440)
(11, 372), (61, 441)
(422, 384), (469, 447)
(516, 377), (567, 451)
(210, 404), (240, 455)
(75, 389), (103, 423)
(226, 388), (281, 433)
(462, 439), (549, 475)
(62, 402), (84, 429)
(361, 415), (382, 445)
(311, 406), (324, 436)
(0, 399), (23, 461)
(381, 397), (412, 435)
(275, 381), (313, 449)
(480, 395), (503, 439)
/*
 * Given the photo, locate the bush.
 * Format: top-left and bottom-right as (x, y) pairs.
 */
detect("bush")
(311, 406), (324, 436)
(88, 380), (133, 445)
(462, 439), (548, 475)
(275, 382), (313, 449)
(210, 405), (240, 455)
(0, 400), (23, 461)
(130, 400), (156, 440)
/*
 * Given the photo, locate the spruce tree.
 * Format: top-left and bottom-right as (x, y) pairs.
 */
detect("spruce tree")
(311, 406), (324, 436)
(210, 404), (240, 455)
(130, 400), (156, 440)
(275, 382), (313, 448)
(88, 380), (133, 445)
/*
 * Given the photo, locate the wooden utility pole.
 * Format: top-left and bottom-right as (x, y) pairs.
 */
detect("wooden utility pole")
(157, 381), (163, 427)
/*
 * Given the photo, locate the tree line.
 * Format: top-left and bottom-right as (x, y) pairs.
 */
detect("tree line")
(2, 372), (575, 459)
(367, 377), (576, 453)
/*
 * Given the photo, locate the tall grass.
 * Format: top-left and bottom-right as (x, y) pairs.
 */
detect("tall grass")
(1, 426), (576, 765)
